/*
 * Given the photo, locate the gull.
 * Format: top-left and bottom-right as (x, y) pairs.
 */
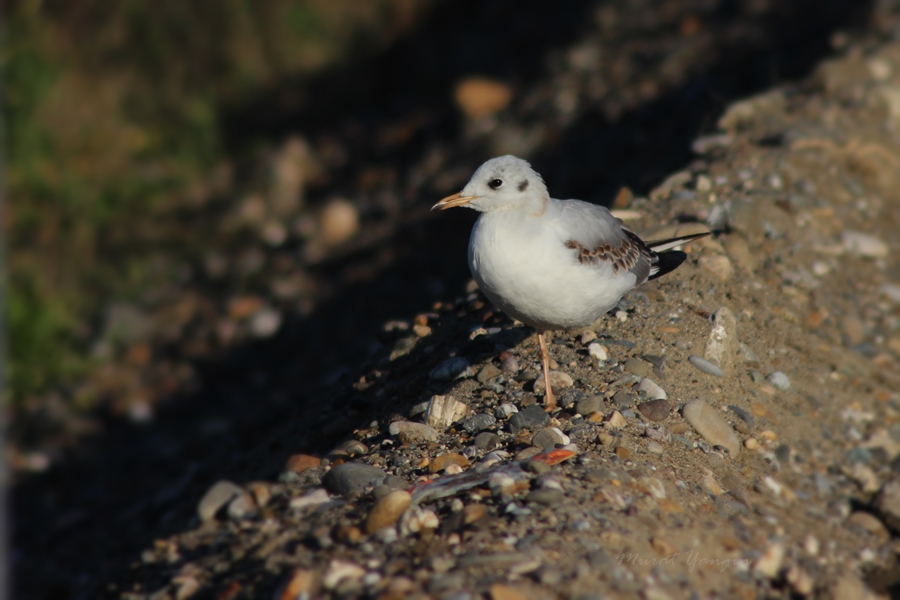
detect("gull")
(433, 155), (708, 410)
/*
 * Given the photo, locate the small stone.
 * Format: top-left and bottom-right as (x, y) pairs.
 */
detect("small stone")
(637, 378), (666, 400)
(581, 330), (597, 344)
(329, 440), (367, 459)
(285, 454), (321, 474)
(227, 490), (257, 521)
(843, 231), (888, 258)
(250, 307), (282, 338)
(766, 371), (791, 391)
(198, 481), (245, 522)
(575, 396), (604, 416)
(477, 363), (502, 383)
(623, 358), (651, 377)
(682, 399), (740, 456)
(430, 357), (471, 381)
(786, 566), (814, 596)
(876, 479), (900, 531)
(475, 432), (502, 450)
(704, 307), (739, 372)
(526, 488), (565, 505)
(454, 77), (513, 119)
(489, 584), (528, 600)
(688, 355), (725, 377)
(462, 413), (497, 433)
(606, 410), (627, 429)
(754, 541), (785, 579)
(320, 199), (360, 245)
(389, 421), (439, 443)
(425, 395), (469, 430)
(533, 371), (574, 394)
(698, 255), (734, 281)
(289, 488), (330, 510)
(500, 355), (519, 373)
(508, 405), (550, 433)
(323, 560), (365, 591)
(847, 511), (890, 542)
(587, 343), (608, 361)
(430, 453), (468, 473)
(646, 441), (664, 454)
(531, 427), (569, 450)
(323, 463), (387, 497)
(744, 438), (759, 450)
(495, 403), (519, 419)
(637, 399), (670, 422)
(615, 446), (631, 460)
(598, 432), (616, 447)
(398, 506), (439, 536)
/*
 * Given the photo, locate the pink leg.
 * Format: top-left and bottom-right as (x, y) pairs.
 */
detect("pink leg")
(538, 332), (556, 410)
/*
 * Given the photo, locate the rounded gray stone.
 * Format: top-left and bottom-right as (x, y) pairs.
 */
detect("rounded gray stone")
(508, 405), (550, 433)
(323, 463), (388, 497)
(688, 355), (725, 377)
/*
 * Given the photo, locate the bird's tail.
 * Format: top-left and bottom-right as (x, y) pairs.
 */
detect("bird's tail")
(646, 232), (710, 280)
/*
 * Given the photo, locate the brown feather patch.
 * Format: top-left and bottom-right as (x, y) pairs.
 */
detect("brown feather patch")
(565, 231), (653, 275)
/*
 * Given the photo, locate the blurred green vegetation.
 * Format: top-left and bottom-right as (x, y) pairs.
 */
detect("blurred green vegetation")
(3, 0), (430, 403)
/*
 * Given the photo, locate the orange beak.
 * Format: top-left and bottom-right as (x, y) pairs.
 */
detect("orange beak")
(431, 192), (478, 211)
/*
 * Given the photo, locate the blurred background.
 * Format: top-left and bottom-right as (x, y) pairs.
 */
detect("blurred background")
(4, 0), (889, 597)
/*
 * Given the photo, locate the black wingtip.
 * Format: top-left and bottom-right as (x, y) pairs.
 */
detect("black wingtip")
(649, 250), (687, 280)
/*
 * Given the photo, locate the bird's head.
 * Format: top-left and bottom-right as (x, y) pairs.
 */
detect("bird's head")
(432, 155), (549, 213)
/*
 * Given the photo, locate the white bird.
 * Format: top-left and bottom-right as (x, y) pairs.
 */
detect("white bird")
(433, 155), (708, 410)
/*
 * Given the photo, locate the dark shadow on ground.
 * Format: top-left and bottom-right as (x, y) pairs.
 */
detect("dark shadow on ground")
(13, 0), (876, 598)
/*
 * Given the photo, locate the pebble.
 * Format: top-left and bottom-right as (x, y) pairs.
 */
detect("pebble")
(623, 357), (651, 377)
(704, 307), (739, 372)
(698, 255), (734, 281)
(587, 343), (608, 361)
(508, 405), (550, 433)
(389, 421), (439, 443)
(289, 488), (331, 510)
(533, 371), (574, 394)
(495, 403), (519, 419)
(430, 357), (471, 381)
(575, 396), (604, 416)
(399, 506), (439, 536)
(226, 490), (257, 521)
(320, 199), (360, 245)
(637, 377), (666, 400)
(500, 355), (520, 373)
(323, 463), (388, 497)
(637, 399), (670, 422)
(526, 488), (565, 505)
(727, 405), (755, 428)
(615, 446), (632, 460)
(462, 413), (497, 433)
(581, 330), (597, 344)
(688, 355), (725, 377)
(477, 363), (502, 383)
(843, 231), (888, 258)
(323, 560), (365, 591)
(365, 490), (411, 533)
(425, 395), (469, 430)
(754, 541), (785, 579)
(475, 432), (502, 450)
(250, 307), (282, 338)
(454, 77), (513, 118)
(876, 479), (900, 531)
(879, 283), (900, 303)
(330, 440), (367, 459)
(198, 481), (245, 522)
(682, 400), (741, 456)
(847, 511), (890, 542)
(531, 427), (569, 450)
(786, 566), (815, 596)
(744, 438), (759, 450)
(284, 454), (321, 474)
(766, 371), (791, 391)
(430, 453), (468, 473)
(606, 410), (628, 429)
(646, 440), (664, 454)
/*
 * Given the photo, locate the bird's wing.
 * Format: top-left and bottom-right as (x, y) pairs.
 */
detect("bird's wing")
(548, 199), (654, 284)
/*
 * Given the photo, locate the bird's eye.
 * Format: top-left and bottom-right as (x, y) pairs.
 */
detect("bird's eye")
(488, 178), (503, 189)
